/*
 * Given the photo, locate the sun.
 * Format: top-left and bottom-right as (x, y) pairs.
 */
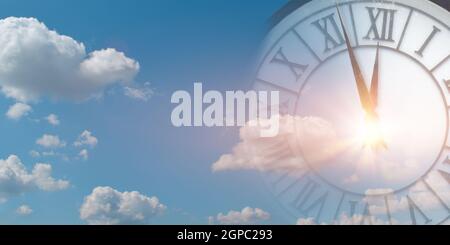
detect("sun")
(358, 114), (387, 150)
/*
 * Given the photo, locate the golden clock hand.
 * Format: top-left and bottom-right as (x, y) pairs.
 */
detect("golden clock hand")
(336, 5), (375, 115)
(370, 44), (380, 108)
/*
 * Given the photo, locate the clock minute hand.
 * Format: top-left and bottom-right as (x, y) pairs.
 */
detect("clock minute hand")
(370, 44), (380, 108)
(336, 6), (375, 114)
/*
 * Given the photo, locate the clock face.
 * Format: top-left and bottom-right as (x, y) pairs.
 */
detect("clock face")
(254, 0), (450, 225)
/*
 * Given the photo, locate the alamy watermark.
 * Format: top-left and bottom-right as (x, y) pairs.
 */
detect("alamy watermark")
(171, 83), (280, 137)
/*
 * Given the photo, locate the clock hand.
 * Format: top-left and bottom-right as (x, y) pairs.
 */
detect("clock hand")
(369, 44), (387, 149)
(336, 5), (376, 116)
(370, 43), (380, 108)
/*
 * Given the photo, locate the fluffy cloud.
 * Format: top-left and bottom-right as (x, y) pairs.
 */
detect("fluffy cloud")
(5, 103), (32, 120)
(0, 155), (69, 201)
(32, 163), (70, 191)
(124, 82), (154, 101)
(80, 186), (166, 225)
(0, 17), (139, 102)
(79, 149), (88, 160)
(16, 205), (33, 216)
(209, 207), (270, 225)
(36, 134), (66, 148)
(74, 130), (98, 148)
(45, 114), (60, 126)
(212, 115), (339, 172)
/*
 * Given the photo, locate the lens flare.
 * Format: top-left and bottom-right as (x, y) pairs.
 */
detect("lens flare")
(359, 114), (387, 150)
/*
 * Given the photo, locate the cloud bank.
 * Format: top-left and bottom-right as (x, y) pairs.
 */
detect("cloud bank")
(212, 115), (339, 172)
(0, 17), (139, 102)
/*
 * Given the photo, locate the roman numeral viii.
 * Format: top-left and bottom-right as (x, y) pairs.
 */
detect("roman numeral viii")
(364, 7), (397, 42)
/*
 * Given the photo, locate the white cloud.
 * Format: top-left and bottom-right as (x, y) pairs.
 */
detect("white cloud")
(331, 214), (391, 225)
(0, 155), (69, 201)
(16, 205), (33, 216)
(36, 134), (66, 148)
(30, 150), (68, 161)
(296, 217), (316, 225)
(32, 163), (70, 191)
(208, 216), (215, 225)
(79, 149), (88, 160)
(80, 186), (166, 225)
(45, 114), (60, 126)
(5, 103), (32, 120)
(124, 82), (153, 101)
(41, 151), (56, 157)
(212, 115), (339, 172)
(0, 17), (139, 102)
(74, 130), (98, 148)
(29, 150), (40, 158)
(209, 207), (270, 225)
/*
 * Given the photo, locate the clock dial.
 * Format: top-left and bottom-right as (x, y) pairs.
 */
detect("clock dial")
(255, 0), (450, 225)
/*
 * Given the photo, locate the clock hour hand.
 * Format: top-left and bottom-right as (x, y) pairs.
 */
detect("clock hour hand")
(336, 6), (375, 116)
(370, 43), (380, 108)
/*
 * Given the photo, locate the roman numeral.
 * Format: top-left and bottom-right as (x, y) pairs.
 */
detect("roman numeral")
(346, 199), (377, 225)
(407, 195), (432, 225)
(422, 179), (450, 212)
(312, 13), (345, 52)
(438, 169), (450, 184)
(271, 48), (308, 81)
(333, 192), (346, 220)
(349, 200), (358, 217)
(416, 26), (441, 57)
(292, 178), (329, 222)
(279, 100), (290, 115)
(384, 195), (393, 225)
(445, 155), (450, 164)
(364, 7), (397, 42)
(276, 172), (308, 198)
(359, 203), (374, 225)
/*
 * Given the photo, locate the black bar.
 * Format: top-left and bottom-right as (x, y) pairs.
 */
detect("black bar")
(0, 225), (449, 243)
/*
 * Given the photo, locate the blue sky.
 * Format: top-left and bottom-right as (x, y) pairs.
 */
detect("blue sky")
(0, 0), (293, 224)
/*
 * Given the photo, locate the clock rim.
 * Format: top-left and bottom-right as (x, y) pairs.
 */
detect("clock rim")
(270, 0), (449, 29)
